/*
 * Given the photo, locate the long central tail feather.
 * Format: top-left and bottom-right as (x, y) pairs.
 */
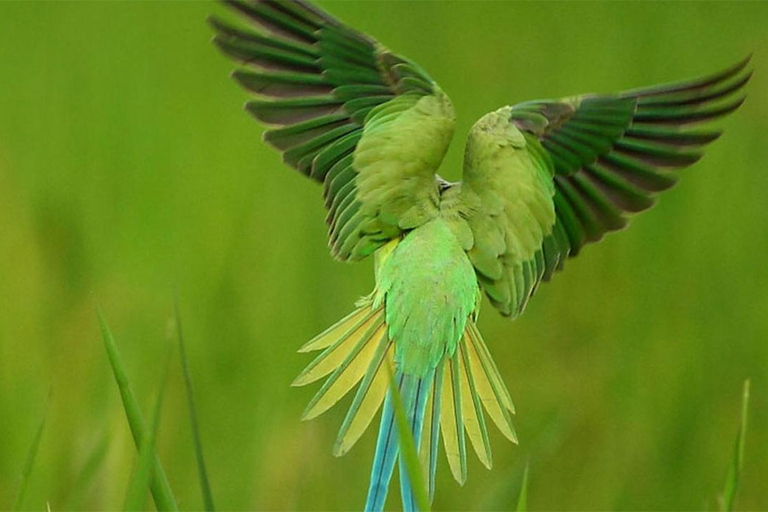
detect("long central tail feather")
(398, 372), (433, 512)
(365, 373), (404, 512)
(294, 304), (519, 509)
(365, 371), (434, 512)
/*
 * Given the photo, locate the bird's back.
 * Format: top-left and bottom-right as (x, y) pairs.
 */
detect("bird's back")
(373, 218), (480, 377)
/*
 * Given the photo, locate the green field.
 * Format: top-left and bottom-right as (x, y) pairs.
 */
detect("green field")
(1, 1), (766, 510)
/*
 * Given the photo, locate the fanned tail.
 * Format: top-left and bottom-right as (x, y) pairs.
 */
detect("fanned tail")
(294, 304), (518, 510)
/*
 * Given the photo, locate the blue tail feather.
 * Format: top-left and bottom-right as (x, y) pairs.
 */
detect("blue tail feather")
(365, 371), (434, 512)
(365, 373), (403, 512)
(399, 374), (432, 512)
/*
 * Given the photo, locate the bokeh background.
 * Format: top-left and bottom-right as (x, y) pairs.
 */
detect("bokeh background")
(1, 1), (767, 510)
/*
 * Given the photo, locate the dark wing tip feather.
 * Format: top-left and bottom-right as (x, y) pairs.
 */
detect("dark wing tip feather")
(207, 14), (224, 31)
(621, 54), (752, 99)
(633, 95), (748, 127)
(529, 56), (751, 286)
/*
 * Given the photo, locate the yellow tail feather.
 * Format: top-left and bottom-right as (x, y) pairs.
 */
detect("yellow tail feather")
(463, 330), (517, 442)
(458, 338), (493, 469)
(440, 356), (466, 484)
(433, 319), (518, 487)
(298, 306), (374, 353)
(468, 322), (516, 414)
(333, 342), (394, 457)
(302, 320), (387, 420)
(293, 307), (382, 387)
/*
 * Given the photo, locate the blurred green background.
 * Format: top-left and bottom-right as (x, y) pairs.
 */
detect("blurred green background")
(1, 1), (766, 510)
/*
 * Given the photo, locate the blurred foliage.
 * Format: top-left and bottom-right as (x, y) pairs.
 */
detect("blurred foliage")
(0, 1), (767, 510)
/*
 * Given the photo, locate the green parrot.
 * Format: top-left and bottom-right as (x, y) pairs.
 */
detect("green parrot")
(210, 1), (751, 510)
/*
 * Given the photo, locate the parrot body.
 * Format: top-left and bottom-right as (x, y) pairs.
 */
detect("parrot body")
(296, 214), (518, 510)
(367, 218), (478, 511)
(211, 0), (750, 509)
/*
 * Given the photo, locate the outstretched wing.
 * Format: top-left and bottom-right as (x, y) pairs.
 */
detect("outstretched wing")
(453, 57), (751, 317)
(212, 0), (455, 261)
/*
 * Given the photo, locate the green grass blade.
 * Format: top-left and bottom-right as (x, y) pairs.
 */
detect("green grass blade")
(721, 379), (750, 512)
(97, 307), (179, 512)
(124, 349), (171, 512)
(516, 461), (529, 512)
(385, 363), (430, 512)
(175, 299), (216, 511)
(12, 397), (49, 511)
(64, 430), (110, 510)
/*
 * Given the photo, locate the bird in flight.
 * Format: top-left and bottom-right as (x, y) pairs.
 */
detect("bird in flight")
(210, 1), (750, 510)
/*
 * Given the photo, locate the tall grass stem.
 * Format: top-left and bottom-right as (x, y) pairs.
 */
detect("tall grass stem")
(11, 393), (49, 511)
(721, 379), (750, 512)
(175, 299), (216, 511)
(97, 307), (179, 511)
(515, 461), (529, 512)
(124, 349), (171, 511)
